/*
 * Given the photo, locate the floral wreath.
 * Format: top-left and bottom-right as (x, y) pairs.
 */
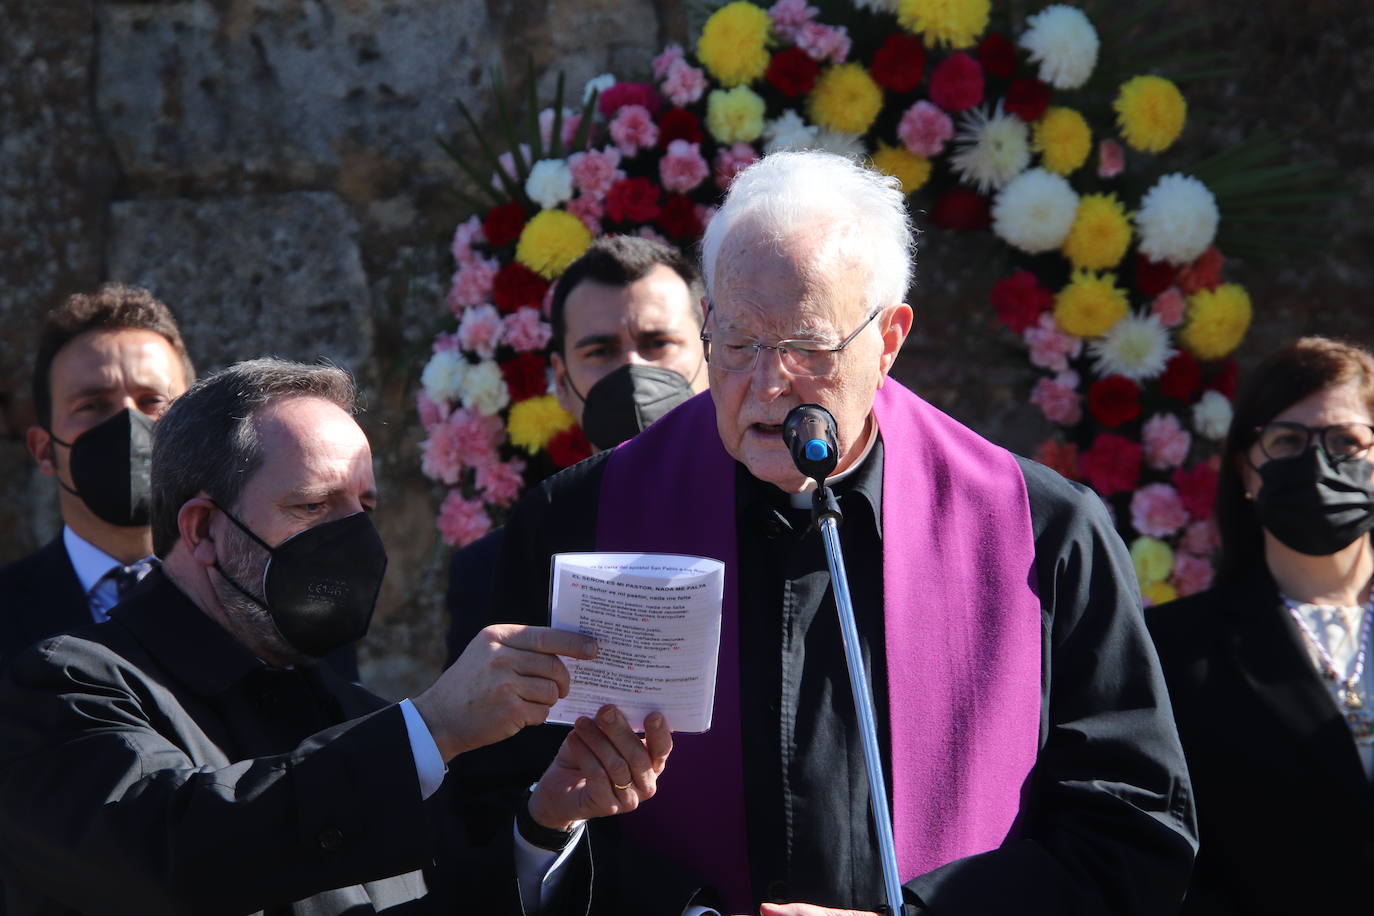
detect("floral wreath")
(419, 0), (1289, 603)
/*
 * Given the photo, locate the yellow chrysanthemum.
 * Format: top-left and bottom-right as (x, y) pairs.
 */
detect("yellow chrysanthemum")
(1143, 580), (1179, 605)
(1032, 106), (1092, 175)
(696, 1), (772, 88)
(515, 209), (592, 280)
(705, 86), (766, 144)
(1114, 75), (1186, 154)
(507, 394), (575, 454)
(1053, 270), (1129, 338)
(808, 64), (884, 136)
(1179, 283), (1252, 360)
(1130, 536), (1174, 588)
(870, 143), (932, 195)
(1061, 193), (1132, 271)
(896, 0), (991, 49)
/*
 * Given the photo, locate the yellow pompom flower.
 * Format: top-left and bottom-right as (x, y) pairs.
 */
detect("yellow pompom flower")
(1053, 270), (1129, 338)
(1143, 580), (1179, 606)
(507, 395), (575, 454)
(1114, 75), (1186, 153)
(1033, 107), (1092, 175)
(705, 86), (766, 144)
(1062, 193), (1132, 271)
(515, 210), (592, 280)
(870, 144), (932, 195)
(808, 64), (884, 136)
(897, 0), (991, 49)
(1179, 283), (1252, 360)
(696, 1), (772, 88)
(1130, 537), (1174, 588)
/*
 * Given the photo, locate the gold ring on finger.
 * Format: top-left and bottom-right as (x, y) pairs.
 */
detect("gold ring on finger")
(613, 782), (632, 790)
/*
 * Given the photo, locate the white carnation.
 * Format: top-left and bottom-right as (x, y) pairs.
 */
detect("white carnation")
(851, 0), (900, 10)
(1192, 389), (1233, 441)
(583, 73), (616, 105)
(992, 168), (1079, 254)
(1088, 314), (1175, 381)
(458, 359), (511, 416)
(524, 159), (574, 210)
(811, 130), (866, 159)
(1135, 173), (1220, 266)
(1019, 5), (1100, 90)
(420, 350), (468, 405)
(762, 110), (819, 154)
(950, 103), (1030, 194)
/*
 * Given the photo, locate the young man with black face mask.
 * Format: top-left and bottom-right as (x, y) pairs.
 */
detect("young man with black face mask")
(0, 285), (195, 669)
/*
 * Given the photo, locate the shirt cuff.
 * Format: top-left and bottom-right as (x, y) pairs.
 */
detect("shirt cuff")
(399, 698), (447, 800)
(513, 818), (587, 913)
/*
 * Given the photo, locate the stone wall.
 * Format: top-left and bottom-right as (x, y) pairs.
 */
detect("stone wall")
(2, 0), (1370, 698)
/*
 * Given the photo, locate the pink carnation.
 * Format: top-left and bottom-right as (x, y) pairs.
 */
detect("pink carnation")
(659, 139), (710, 193)
(475, 456), (527, 507)
(1024, 312), (1082, 374)
(568, 147), (624, 200)
(1180, 518), (1220, 556)
(714, 142), (759, 191)
(1142, 412), (1192, 471)
(450, 215), (484, 266)
(1131, 483), (1189, 538)
(447, 256), (499, 312)
(1151, 287), (1188, 328)
(662, 59), (709, 107)
(898, 100), (954, 157)
(1171, 551), (1214, 597)
(456, 304), (504, 359)
(420, 430), (463, 486)
(431, 331), (462, 354)
(416, 390), (448, 433)
(420, 407), (503, 485)
(769, 0), (818, 41)
(566, 194), (604, 235)
(1097, 139), (1125, 179)
(609, 105), (659, 157)
(503, 307), (554, 353)
(491, 144), (532, 191)
(437, 490), (492, 548)
(795, 22), (851, 64)
(652, 44), (685, 81)
(1030, 372), (1082, 426)
(537, 108), (584, 150)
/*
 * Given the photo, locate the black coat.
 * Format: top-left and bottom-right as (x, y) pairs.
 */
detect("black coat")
(1147, 573), (1374, 914)
(0, 536), (91, 671)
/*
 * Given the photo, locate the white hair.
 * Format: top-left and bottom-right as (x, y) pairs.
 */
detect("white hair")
(700, 150), (916, 312)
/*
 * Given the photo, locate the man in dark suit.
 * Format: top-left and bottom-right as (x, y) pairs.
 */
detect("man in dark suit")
(0, 358), (668, 914)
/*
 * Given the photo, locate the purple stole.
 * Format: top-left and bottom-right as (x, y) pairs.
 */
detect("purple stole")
(595, 381), (1041, 911)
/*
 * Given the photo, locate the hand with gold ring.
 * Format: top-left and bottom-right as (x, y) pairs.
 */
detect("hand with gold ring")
(527, 704), (673, 832)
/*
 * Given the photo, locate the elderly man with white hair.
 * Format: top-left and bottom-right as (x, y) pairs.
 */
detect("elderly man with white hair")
(457, 150), (1197, 916)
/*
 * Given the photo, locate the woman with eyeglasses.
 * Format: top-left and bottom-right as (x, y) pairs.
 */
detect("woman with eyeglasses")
(1147, 336), (1374, 915)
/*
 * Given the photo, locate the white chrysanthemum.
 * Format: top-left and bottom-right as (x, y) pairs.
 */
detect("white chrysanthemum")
(524, 159), (574, 210)
(1088, 314), (1175, 381)
(458, 359), (511, 416)
(762, 110), (820, 154)
(420, 350), (468, 405)
(1192, 389), (1233, 441)
(1018, 5), (1099, 90)
(991, 168), (1079, 254)
(811, 130), (866, 159)
(582, 73), (616, 104)
(1135, 173), (1220, 266)
(949, 103), (1031, 194)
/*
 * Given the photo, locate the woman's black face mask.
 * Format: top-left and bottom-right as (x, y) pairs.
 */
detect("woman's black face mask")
(1253, 447), (1374, 556)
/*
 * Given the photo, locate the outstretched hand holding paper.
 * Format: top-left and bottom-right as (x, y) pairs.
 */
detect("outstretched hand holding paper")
(547, 552), (725, 733)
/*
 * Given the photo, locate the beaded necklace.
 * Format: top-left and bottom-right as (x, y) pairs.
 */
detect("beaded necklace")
(1283, 594), (1374, 742)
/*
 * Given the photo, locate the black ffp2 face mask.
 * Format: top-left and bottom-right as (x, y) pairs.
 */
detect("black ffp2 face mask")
(214, 506), (387, 658)
(49, 408), (154, 528)
(1254, 448), (1374, 556)
(579, 363), (698, 449)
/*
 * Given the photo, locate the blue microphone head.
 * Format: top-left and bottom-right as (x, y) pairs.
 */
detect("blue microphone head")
(804, 438), (831, 462)
(783, 404), (839, 482)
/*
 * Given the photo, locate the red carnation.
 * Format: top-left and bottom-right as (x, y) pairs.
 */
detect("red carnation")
(548, 424), (593, 468)
(657, 107), (704, 147)
(931, 188), (991, 231)
(491, 262), (550, 314)
(1134, 253), (1177, 299)
(928, 52), (984, 113)
(1178, 246), (1224, 294)
(870, 35), (925, 92)
(1159, 351), (1202, 403)
(990, 270), (1054, 334)
(499, 352), (549, 402)
(1172, 461), (1220, 521)
(765, 47), (820, 98)
(1004, 77), (1050, 122)
(1088, 375), (1142, 428)
(598, 81), (660, 119)
(605, 177), (661, 224)
(1206, 359), (1239, 399)
(482, 201), (528, 248)
(976, 32), (1016, 78)
(1080, 432), (1144, 498)
(657, 193), (702, 240)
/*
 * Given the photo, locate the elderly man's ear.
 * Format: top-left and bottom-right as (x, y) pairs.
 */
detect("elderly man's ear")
(878, 304), (914, 382)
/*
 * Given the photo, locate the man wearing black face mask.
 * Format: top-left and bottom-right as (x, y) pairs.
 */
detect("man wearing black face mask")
(444, 236), (708, 663)
(0, 285), (194, 670)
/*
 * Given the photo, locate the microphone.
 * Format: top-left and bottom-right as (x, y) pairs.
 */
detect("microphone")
(783, 404), (839, 483)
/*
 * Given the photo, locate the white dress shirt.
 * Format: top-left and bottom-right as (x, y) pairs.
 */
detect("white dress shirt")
(62, 526), (157, 623)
